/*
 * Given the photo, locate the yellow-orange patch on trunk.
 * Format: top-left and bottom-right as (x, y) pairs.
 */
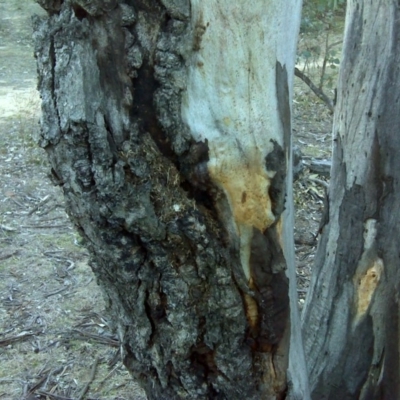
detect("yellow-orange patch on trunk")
(354, 257), (383, 321)
(208, 144), (275, 233)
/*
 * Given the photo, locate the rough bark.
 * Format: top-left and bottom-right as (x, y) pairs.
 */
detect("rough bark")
(33, 0), (307, 399)
(302, 1), (400, 398)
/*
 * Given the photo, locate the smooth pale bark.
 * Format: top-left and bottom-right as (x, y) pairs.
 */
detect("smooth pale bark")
(34, 0), (307, 399)
(302, 1), (400, 398)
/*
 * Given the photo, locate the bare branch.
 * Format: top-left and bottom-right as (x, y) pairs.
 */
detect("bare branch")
(295, 67), (335, 113)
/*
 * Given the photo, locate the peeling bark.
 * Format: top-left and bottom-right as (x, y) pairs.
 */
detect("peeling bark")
(302, 1), (400, 398)
(34, 0), (307, 398)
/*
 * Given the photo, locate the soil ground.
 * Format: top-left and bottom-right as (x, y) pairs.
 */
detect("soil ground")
(0, 2), (337, 399)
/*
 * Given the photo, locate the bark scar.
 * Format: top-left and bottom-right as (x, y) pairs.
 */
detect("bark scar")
(353, 219), (384, 325)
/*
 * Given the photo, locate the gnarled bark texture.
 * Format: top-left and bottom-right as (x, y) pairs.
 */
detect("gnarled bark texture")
(302, 1), (400, 399)
(33, 0), (307, 399)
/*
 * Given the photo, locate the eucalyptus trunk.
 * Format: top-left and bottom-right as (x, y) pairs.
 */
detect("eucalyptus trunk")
(302, 1), (400, 399)
(33, 0), (307, 399)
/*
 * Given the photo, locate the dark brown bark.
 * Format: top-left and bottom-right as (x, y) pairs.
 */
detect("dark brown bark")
(302, 1), (400, 399)
(33, 1), (306, 399)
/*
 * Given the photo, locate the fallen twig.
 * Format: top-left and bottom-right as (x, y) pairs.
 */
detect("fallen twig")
(35, 390), (73, 400)
(28, 194), (52, 216)
(43, 250), (64, 256)
(295, 67), (335, 113)
(8, 196), (25, 208)
(43, 253), (76, 269)
(68, 329), (120, 347)
(20, 224), (69, 229)
(77, 357), (100, 400)
(26, 374), (48, 396)
(37, 204), (58, 216)
(0, 224), (17, 232)
(306, 177), (329, 189)
(44, 286), (69, 298)
(95, 364), (119, 393)
(0, 331), (39, 347)
(295, 237), (317, 246)
(305, 159), (332, 177)
(0, 249), (18, 260)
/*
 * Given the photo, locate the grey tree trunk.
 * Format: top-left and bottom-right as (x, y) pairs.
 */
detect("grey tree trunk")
(302, 1), (400, 399)
(33, 0), (307, 399)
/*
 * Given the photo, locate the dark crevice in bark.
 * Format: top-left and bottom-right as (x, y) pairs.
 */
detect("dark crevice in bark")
(334, 183), (365, 285)
(49, 166), (64, 186)
(48, 37), (61, 144)
(103, 116), (120, 158)
(130, 0), (162, 14)
(144, 289), (156, 346)
(161, 8), (174, 29)
(275, 62), (291, 152)
(249, 229), (289, 351)
(73, 127), (96, 192)
(181, 179), (216, 211)
(72, 3), (89, 20)
(265, 140), (286, 218)
(190, 342), (217, 380)
(132, 60), (176, 160)
(177, 140), (226, 227)
(277, 385), (289, 400)
(154, 290), (168, 321)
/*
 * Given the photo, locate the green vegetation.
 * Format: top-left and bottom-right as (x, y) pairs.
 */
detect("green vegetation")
(295, 0), (346, 109)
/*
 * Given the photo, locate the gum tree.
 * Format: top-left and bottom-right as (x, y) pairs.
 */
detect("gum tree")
(302, 1), (400, 398)
(33, 0), (307, 398)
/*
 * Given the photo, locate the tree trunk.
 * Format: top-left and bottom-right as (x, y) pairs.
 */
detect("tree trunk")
(33, 0), (307, 399)
(302, 1), (400, 398)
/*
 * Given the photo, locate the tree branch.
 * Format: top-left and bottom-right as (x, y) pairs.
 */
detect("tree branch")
(295, 67), (335, 113)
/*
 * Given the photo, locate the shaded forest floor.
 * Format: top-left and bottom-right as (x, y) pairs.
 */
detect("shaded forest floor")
(0, 1), (336, 399)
